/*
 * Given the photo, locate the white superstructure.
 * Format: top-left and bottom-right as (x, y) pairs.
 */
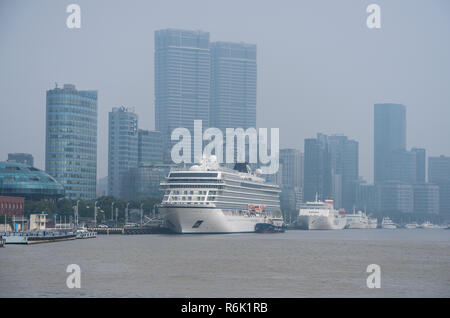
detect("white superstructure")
(420, 221), (438, 229)
(345, 211), (369, 229)
(404, 222), (419, 229)
(296, 197), (346, 230)
(158, 157), (281, 234)
(381, 217), (397, 229)
(368, 217), (378, 229)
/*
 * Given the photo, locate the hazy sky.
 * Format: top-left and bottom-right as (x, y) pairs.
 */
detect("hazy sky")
(1, 0), (449, 182)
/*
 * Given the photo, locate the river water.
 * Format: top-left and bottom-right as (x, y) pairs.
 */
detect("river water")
(0, 229), (449, 297)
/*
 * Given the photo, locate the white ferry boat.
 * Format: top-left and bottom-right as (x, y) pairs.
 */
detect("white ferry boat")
(76, 227), (97, 239)
(296, 196), (346, 230)
(420, 221), (438, 229)
(158, 156), (281, 234)
(368, 217), (378, 229)
(404, 222), (419, 229)
(381, 217), (397, 229)
(345, 210), (370, 229)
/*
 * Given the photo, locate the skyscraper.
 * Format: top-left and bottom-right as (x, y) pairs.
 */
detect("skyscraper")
(154, 29), (211, 162)
(428, 155), (450, 216)
(108, 107), (138, 199)
(413, 183), (439, 214)
(304, 133), (331, 202)
(279, 149), (304, 211)
(374, 103), (406, 184)
(327, 135), (359, 209)
(411, 147), (426, 183)
(279, 149), (303, 189)
(210, 41), (257, 132)
(138, 129), (163, 164)
(45, 84), (97, 200)
(389, 150), (417, 184)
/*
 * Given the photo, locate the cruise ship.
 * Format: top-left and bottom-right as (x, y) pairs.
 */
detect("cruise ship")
(158, 156), (281, 234)
(296, 196), (346, 230)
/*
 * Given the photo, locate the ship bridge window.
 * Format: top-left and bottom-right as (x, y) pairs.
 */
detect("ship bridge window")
(169, 173), (218, 178)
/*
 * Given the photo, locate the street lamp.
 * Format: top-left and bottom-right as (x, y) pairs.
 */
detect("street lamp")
(125, 203), (130, 226)
(140, 203), (144, 227)
(94, 201), (98, 228)
(73, 200), (80, 228)
(111, 202), (115, 222)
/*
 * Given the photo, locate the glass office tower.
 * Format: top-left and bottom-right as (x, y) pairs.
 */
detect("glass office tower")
(374, 103), (406, 184)
(154, 29), (211, 162)
(45, 84), (98, 200)
(210, 41), (257, 132)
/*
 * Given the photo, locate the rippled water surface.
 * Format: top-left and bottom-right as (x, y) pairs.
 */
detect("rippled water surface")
(1, 229), (449, 297)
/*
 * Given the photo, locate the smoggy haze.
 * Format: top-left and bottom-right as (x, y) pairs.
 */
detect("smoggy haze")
(1, 0), (449, 182)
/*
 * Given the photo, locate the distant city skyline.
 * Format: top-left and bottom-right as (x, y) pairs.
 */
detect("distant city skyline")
(1, 0), (450, 183)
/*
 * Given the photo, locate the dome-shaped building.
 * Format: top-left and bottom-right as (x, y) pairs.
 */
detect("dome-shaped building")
(0, 162), (65, 200)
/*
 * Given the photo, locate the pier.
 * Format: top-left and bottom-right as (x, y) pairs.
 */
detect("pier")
(91, 225), (172, 235)
(1, 231), (76, 245)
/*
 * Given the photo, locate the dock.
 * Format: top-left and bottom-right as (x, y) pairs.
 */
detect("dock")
(91, 225), (172, 235)
(1, 231), (76, 245)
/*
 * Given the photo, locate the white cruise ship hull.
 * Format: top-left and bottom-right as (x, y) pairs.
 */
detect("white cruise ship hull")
(297, 215), (346, 230)
(159, 206), (265, 234)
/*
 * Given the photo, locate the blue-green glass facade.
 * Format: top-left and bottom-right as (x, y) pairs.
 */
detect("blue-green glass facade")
(0, 162), (65, 200)
(45, 84), (98, 200)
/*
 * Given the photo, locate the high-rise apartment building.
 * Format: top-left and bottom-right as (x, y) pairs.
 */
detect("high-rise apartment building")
(108, 107), (138, 199)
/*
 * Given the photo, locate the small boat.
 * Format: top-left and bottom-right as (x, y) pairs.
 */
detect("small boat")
(255, 217), (286, 233)
(404, 222), (419, 229)
(76, 227), (97, 239)
(368, 217), (378, 229)
(420, 221), (438, 229)
(381, 217), (397, 229)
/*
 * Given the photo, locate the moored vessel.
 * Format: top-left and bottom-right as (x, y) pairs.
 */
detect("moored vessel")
(159, 156), (281, 234)
(404, 222), (419, 229)
(296, 196), (346, 230)
(345, 210), (370, 229)
(255, 216), (286, 233)
(76, 227), (97, 239)
(381, 217), (397, 229)
(368, 217), (378, 229)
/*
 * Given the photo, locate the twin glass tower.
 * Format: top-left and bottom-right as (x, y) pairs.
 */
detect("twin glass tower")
(154, 29), (257, 161)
